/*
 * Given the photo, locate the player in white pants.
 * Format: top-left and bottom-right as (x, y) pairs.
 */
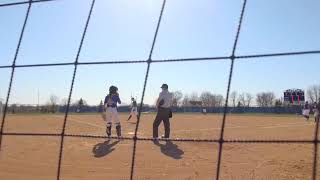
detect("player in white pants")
(127, 97), (138, 121)
(104, 86), (121, 137)
(303, 101), (311, 120)
(202, 106), (207, 115)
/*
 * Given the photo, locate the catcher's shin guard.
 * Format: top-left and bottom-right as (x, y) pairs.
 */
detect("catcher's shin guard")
(116, 124), (121, 137)
(106, 122), (112, 137)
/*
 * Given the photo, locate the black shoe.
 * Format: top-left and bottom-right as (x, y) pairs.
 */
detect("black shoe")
(116, 125), (121, 137)
(116, 136), (122, 141)
(152, 138), (160, 145)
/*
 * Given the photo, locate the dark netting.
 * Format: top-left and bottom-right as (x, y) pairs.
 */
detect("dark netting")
(0, 0), (319, 180)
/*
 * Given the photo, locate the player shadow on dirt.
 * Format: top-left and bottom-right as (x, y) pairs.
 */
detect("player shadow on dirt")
(153, 140), (184, 159)
(92, 140), (120, 158)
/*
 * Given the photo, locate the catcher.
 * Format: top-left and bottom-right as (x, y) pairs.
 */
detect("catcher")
(127, 97), (138, 121)
(104, 85), (122, 138)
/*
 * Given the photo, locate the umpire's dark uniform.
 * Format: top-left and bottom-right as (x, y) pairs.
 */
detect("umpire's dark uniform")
(153, 84), (172, 138)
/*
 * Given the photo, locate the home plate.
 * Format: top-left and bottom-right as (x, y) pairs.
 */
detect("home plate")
(127, 132), (143, 135)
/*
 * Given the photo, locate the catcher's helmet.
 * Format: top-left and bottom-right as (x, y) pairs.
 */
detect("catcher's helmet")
(109, 85), (118, 93)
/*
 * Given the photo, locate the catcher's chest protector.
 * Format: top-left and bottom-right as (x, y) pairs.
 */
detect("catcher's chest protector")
(107, 95), (115, 106)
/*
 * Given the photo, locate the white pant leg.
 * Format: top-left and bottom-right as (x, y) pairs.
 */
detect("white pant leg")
(112, 108), (120, 125)
(107, 107), (120, 125)
(106, 108), (113, 124)
(130, 107), (137, 116)
(303, 109), (310, 116)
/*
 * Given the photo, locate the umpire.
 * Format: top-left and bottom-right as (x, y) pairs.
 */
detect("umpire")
(153, 84), (173, 138)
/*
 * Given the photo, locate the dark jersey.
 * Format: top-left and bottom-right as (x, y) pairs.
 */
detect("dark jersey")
(132, 100), (137, 107)
(304, 103), (310, 109)
(104, 94), (121, 108)
(314, 103), (320, 112)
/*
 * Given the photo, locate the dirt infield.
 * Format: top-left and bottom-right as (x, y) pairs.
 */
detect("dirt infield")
(0, 113), (318, 180)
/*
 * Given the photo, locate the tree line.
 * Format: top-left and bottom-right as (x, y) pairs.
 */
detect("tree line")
(5, 96), (96, 114)
(3, 84), (320, 113)
(171, 91), (275, 108)
(172, 83), (320, 108)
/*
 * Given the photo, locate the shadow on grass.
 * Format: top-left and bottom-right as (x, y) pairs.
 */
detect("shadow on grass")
(153, 140), (184, 159)
(92, 140), (120, 158)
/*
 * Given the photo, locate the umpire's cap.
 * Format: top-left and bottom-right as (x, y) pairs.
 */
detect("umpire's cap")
(161, 84), (168, 89)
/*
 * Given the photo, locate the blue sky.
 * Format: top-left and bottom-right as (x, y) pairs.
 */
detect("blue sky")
(1, 0), (320, 105)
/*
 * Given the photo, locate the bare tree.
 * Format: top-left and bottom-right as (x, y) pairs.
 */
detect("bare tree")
(200, 91), (212, 107)
(172, 91), (183, 107)
(200, 92), (224, 107)
(307, 85), (320, 103)
(49, 95), (59, 113)
(188, 92), (202, 106)
(60, 98), (68, 106)
(182, 93), (201, 106)
(237, 101), (242, 107)
(230, 91), (237, 107)
(256, 92), (275, 107)
(215, 94), (224, 107)
(275, 98), (283, 107)
(238, 93), (246, 107)
(183, 92), (224, 107)
(182, 94), (191, 106)
(237, 92), (253, 107)
(190, 92), (199, 102)
(189, 101), (202, 106)
(8, 104), (17, 114)
(245, 93), (253, 107)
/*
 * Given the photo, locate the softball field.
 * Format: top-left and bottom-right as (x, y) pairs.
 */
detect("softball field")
(0, 113), (318, 180)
